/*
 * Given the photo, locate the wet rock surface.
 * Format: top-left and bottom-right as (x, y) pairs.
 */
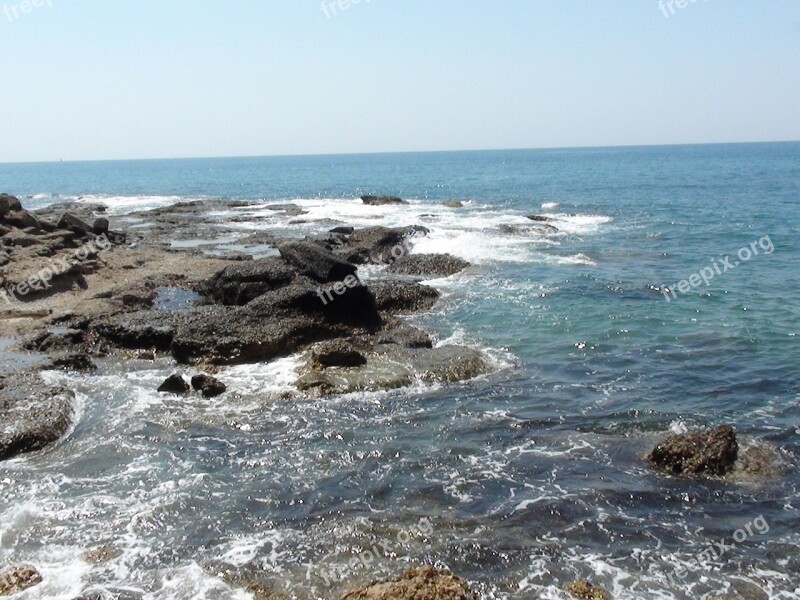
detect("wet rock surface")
(197, 257), (296, 305)
(340, 566), (475, 600)
(191, 373), (227, 398)
(0, 564), (43, 596)
(648, 425), (739, 477)
(387, 253), (471, 277)
(564, 579), (612, 600)
(158, 373), (190, 394)
(0, 372), (74, 461)
(361, 195), (409, 206)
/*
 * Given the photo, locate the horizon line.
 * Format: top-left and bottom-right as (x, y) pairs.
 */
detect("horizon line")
(1, 139), (799, 166)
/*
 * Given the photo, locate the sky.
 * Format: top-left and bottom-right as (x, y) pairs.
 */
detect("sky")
(1, 0), (799, 162)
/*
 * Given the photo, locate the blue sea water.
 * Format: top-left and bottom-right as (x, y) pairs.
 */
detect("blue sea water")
(0, 143), (798, 599)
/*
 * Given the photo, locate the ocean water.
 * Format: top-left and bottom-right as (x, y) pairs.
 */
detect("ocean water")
(0, 143), (798, 599)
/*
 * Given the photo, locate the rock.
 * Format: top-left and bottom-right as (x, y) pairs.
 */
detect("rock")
(647, 425), (739, 477)
(442, 200), (464, 208)
(2, 207), (41, 230)
(120, 287), (158, 310)
(157, 374), (190, 394)
(198, 257), (296, 306)
(329, 226), (355, 235)
(369, 281), (440, 314)
(0, 373), (74, 461)
(499, 223), (559, 235)
(0, 224), (10, 237)
(94, 321), (175, 351)
(25, 328), (85, 353)
(526, 215), (551, 222)
(297, 345), (490, 396)
(311, 340), (367, 369)
(340, 566), (475, 600)
(93, 217), (110, 235)
(264, 203), (307, 216)
(278, 241), (357, 284)
(0, 565), (43, 595)
(0, 194), (23, 216)
(82, 546), (121, 565)
(47, 352), (97, 372)
(387, 254), (470, 277)
(167, 279), (381, 365)
(365, 322), (433, 348)
(361, 195), (409, 206)
(191, 374), (227, 398)
(341, 226), (428, 265)
(564, 579), (611, 600)
(57, 212), (93, 236)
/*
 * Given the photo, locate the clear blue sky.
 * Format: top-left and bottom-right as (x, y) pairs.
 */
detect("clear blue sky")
(1, 0), (799, 162)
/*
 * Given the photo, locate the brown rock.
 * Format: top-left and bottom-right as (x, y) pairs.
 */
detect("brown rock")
(340, 566), (475, 600)
(191, 374), (227, 398)
(647, 425), (739, 477)
(0, 565), (43, 595)
(564, 579), (611, 600)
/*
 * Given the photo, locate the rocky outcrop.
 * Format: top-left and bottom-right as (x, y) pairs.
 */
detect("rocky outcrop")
(0, 565), (43, 595)
(0, 372), (74, 461)
(387, 254), (470, 277)
(191, 374), (227, 398)
(334, 226), (428, 265)
(526, 215), (551, 222)
(647, 425), (739, 477)
(278, 241), (357, 283)
(442, 200), (464, 208)
(310, 340), (367, 369)
(361, 195), (409, 206)
(158, 374), (190, 394)
(197, 258), (296, 306)
(564, 579), (611, 600)
(369, 281), (440, 314)
(340, 566), (475, 600)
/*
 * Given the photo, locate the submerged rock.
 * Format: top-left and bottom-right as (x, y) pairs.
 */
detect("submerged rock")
(0, 373), (74, 461)
(361, 195), (409, 206)
(526, 215), (551, 222)
(297, 344), (491, 396)
(564, 579), (611, 600)
(191, 374), (227, 398)
(340, 566), (475, 600)
(387, 253), (470, 277)
(158, 374), (190, 394)
(0, 565), (43, 596)
(647, 425), (739, 477)
(442, 200), (464, 208)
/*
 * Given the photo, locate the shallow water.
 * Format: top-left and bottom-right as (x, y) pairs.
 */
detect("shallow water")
(1, 144), (799, 598)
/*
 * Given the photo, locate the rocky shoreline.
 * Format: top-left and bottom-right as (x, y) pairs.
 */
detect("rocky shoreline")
(0, 194), (785, 599)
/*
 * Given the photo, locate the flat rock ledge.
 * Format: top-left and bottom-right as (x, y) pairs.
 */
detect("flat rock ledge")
(0, 372), (74, 462)
(340, 566), (475, 600)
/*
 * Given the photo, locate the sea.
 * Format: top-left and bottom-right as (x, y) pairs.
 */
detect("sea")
(0, 143), (798, 599)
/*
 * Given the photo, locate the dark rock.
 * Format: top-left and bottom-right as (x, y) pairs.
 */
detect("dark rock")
(47, 353), (97, 372)
(499, 223), (559, 235)
(198, 257), (296, 306)
(387, 254), (470, 277)
(264, 203), (307, 216)
(340, 566), (475, 600)
(0, 565), (43, 595)
(361, 195), (409, 206)
(82, 546), (121, 565)
(564, 579), (611, 600)
(120, 287), (157, 310)
(329, 226), (355, 235)
(0, 194), (23, 216)
(526, 215), (551, 222)
(369, 281), (440, 314)
(191, 374), (227, 398)
(171, 279), (381, 365)
(647, 425), (739, 477)
(442, 200), (464, 208)
(0, 373), (75, 461)
(0, 224), (10, 237)
(278, 241), (357, 284)
(57, 212), (93, 236)
(158, 374), (189, 394)
(94, 321), (175, 351)
(93, 217), (110, 235)
(2, 208), (41, 230)
(340, 226), (428, 265)
(25, 329), (85, 353)
(311, 340), (367, 369)
(366, 322), (433, 348)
